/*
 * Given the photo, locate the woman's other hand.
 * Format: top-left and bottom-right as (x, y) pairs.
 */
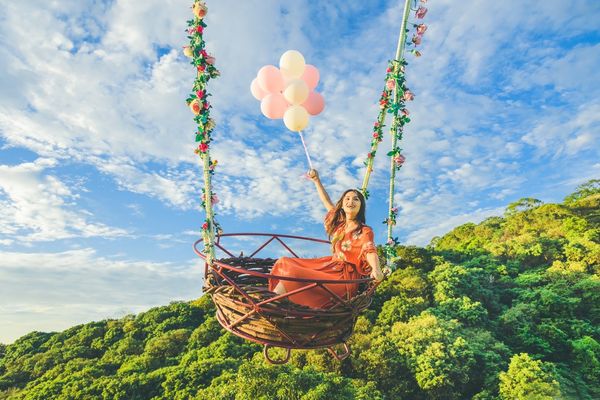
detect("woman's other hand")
(371, 269), (385, 282)
(307, 169), (319, 182)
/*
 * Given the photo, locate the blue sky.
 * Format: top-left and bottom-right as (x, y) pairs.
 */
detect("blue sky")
(0, 0), (599, 343)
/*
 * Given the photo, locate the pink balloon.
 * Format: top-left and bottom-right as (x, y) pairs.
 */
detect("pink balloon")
(257, 65), (285, 94)
(302, 91), (325, 116)
(301, 64), (320, 90)
(260, 93), (289, 119)
(250, 78), (267, 100)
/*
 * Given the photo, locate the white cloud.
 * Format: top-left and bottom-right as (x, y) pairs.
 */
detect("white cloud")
(0, 159), (127, 243)
(522, 103), (600, 157)
(94, 158), (196, 208)
(405, 206), (505, 245)
(0, 247), (202, 343)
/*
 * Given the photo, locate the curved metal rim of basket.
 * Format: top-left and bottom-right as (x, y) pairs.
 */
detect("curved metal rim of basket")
(193, 233), (374, 285)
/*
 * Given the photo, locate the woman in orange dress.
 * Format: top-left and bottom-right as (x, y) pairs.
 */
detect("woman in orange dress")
(268, 169), (385, 309)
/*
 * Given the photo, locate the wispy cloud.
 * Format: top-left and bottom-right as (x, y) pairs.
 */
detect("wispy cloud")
(0, 159), (127, 244)
(0, 247), (202, 343)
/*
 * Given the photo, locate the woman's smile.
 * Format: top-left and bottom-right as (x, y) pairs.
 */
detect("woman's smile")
(342, 193), (361, 217)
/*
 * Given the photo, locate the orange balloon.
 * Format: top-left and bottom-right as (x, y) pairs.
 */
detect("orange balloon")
(257, 65), (285, 94)
(301, 65), (320, 90)
(260, 93), (289, 119)
(302, 91), (325, 116)
(250, 78), (267, 100)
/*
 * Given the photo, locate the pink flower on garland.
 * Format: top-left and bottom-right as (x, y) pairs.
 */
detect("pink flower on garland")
(196, 25), (204, 34)
(403, 89), (415, 101)
(416, 6), (428, 19)
(189, 99), (201, 115)
(412, 35), (422, 45)
(204, 101), (210, 109)
(386, 79), (395, 90)
(205, 54), (216, 65)
(203, 193), (219, 205)
(193, 2), (208, 19)
(196, 90), (205, 99)
(386, 67), (392, 73)
(393, 154), (406, 167)
(198, 143), (208, 152)
(202, 222), (209, 230)
(374, 122), (380, 128)
(416, 24), (428, 35)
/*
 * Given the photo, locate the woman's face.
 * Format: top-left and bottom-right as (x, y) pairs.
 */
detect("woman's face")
(342, 191), (362, 219)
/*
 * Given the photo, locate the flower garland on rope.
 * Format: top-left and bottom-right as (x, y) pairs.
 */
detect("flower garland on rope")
(381, 59), (411, 262)
(359, 0), (429, 267)
(184, 0), (221, 263)
(360, 62), (393, 201)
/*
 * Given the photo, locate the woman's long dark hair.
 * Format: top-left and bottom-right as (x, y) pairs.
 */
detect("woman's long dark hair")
(325, 189), (366, 239)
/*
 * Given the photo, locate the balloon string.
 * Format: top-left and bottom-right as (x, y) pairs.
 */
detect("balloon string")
(298, 130), (313, 170)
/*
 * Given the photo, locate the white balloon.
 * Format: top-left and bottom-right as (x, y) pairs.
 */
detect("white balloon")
(279, 50), (306, 79)
(283, 79), (309, 105)
(283, 105), (309, 132)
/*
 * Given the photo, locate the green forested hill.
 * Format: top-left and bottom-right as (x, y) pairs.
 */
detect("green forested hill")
(1, 180), (599, 399)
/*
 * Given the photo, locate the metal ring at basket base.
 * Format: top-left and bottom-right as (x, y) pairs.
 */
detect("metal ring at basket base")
(327, 342), (351, 361)
(263, 344), (291, 364)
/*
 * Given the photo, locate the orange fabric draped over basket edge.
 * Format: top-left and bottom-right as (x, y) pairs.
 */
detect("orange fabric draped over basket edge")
(268, 211), (377, 309)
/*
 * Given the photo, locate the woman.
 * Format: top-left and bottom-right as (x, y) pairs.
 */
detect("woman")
(269, 169), (385, 309)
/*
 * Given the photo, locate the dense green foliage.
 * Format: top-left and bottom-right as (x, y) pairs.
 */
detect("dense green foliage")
(1, 181), (599, 399)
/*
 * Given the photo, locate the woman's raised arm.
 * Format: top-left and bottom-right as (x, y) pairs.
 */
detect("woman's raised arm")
(308, 169), (334, 211)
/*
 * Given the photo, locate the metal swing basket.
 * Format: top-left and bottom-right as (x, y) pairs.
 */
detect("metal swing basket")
(193, 233), (377, 363)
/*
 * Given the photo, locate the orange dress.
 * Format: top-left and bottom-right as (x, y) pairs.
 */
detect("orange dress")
(268, 212), (377, 309)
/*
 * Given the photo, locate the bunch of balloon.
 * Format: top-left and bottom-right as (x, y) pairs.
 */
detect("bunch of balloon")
(250, 50), (325, 168)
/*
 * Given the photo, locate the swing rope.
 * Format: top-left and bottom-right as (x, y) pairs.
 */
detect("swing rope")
(386, 0), (413, 245)
(361, 0), (412, 196)
(361, 0), (428, 264)
(185, 1), (220, 267)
